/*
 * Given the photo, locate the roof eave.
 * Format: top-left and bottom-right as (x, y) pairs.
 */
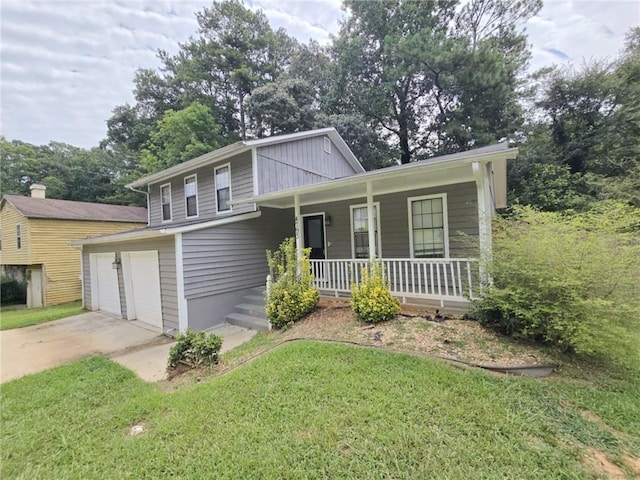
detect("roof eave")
(127, 142), (249, 188)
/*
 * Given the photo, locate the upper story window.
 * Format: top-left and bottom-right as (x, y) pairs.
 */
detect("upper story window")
(16, 224), (22, 250)
(215, 164), (232, 213)
(350, 203), (381, 259)
(408, 194), (449, 258)
(184, 175), (198, 218)
(160, 183), (172, 222)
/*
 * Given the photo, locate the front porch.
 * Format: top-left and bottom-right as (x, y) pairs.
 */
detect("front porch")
(310, 257), (479, 306)
(233, 143), (518, 309)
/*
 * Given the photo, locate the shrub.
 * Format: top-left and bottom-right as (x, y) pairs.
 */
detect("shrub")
(1, 276), (26, 306)
(351, 261), (400, 324)
(167, 328), (223, 372)
(472, 202), (640, 368)
(265, 238), (319, 329)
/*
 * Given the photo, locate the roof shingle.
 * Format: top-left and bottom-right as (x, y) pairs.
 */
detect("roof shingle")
(1, 195), (148, 223)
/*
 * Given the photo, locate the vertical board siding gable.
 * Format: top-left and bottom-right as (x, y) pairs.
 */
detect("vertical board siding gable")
(256, 136), (358, 195)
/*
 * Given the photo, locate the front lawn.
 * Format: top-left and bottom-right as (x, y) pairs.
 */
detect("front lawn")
(0, 300), (83, 330)
(2, 341), (638, 478)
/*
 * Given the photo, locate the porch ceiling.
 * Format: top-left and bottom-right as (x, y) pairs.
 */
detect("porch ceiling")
(250, 163), (474, 208)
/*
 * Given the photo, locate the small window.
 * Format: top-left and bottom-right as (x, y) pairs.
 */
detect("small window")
(350, 203), (381, 259)
(0, 228), (2, 250)
(16, 224), (22, 250)
(323, 137), (332, 154)
(184, 175), (198, 218)
(215, 164), (232, 213)
(408, 194), (448, 258)
(160, 183), (172, 222)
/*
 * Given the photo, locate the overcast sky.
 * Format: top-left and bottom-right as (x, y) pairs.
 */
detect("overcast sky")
(1, 0), (639, 148)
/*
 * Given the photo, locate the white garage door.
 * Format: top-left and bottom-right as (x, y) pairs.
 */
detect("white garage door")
(91, 253), (121, 316)
(122, 251), (163, 330)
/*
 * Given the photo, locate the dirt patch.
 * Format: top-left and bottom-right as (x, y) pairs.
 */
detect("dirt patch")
(624, 454), (640, 476)
(582, 448), (626, 479)
(280, 300), (553, 367)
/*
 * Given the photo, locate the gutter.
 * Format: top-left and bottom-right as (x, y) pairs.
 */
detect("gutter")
(126, 184), (151, 225)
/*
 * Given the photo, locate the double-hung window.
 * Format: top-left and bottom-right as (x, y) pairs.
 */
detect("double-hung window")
(215, 164), (231, 213)
(350, 203), (381, 259)
(184, 175), (198, 218)
(16, 224), (22, 250)
(408, 194), (448, 258)
(160, 183), (172, 222)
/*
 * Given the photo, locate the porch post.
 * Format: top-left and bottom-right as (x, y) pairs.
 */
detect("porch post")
(366, 181), (376, 260)
(294, 194), (303, 268)
(472, 161), (493, 288)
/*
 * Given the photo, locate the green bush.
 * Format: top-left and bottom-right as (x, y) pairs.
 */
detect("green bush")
(167, 328), (223, 372)
(1, 276), (26, 306)
(265, 238), (319, 329)
(472, 202), (640, 368)
(351, 261), (400, 324)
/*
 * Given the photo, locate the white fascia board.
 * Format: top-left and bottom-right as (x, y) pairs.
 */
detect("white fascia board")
(71, 211), (262, 246)
(160, 211), (261, 234)
(70, 229), (165, 246)
(232, 148), (518, 207)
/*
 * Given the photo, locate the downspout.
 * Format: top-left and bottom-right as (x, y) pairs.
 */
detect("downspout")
(126, 185), (150, 225)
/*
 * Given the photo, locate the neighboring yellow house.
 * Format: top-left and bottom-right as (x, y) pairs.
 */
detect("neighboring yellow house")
(0, 185), (147, 307)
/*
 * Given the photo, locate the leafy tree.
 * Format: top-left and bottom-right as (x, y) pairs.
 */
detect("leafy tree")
(246, 78), (317, 136)
(333, 0), (540, 163)
(140, 103), (224, 174)
(511, 27), (640, 209)
(0, 137), (133, 204)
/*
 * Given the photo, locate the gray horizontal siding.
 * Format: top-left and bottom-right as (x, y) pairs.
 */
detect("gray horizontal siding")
(300, 182), (479, 259)
(182, 207), (294, 299)
(82, 236), (178, 333)
(257, 136), (357, 195)
(148, 151), (255, 227)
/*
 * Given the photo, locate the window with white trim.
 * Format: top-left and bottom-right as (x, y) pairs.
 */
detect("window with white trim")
(160, 183), (172, 221)
(215, 164), (231, 212)
(408, 194), (448, 258)
(350, 203), (381, 259)
(16, 224), (22, 250)
(184, 175), (198, 218)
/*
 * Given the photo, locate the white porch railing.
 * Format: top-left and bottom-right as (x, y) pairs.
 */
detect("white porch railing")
(309, 258), (479, 303)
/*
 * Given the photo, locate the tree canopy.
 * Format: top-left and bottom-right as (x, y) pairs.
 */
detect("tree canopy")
(2, 1), (638, 212)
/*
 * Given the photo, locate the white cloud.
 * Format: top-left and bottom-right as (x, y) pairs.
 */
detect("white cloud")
(0, 0), (638, 148)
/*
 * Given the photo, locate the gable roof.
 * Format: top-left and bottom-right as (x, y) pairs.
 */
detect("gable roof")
(127, 127), (365, 189)
(1, 195), (148, 223)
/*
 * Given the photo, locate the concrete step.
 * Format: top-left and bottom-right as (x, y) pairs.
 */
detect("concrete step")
(226, 312), (269, 331)
(249, 286), (266, 296)
(244, 295), (265, 305)
(235, 303), (267, 319)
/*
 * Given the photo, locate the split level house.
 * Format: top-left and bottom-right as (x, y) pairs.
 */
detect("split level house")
(0, 185), (147, 307)
(72, 128), (518, 335)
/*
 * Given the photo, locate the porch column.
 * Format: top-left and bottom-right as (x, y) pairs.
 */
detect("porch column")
(294, 194), (303, 267)
(366, 181), (376, 260)
(472, 161), (493, 287)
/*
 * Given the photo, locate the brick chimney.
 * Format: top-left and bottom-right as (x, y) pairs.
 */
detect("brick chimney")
(30, 184), (46, 198)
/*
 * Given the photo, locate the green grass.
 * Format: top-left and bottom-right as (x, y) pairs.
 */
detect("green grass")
(2, 341), (639, 479)
(0, 301), (83, 330)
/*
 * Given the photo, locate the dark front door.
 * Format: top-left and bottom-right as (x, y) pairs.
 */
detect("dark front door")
(303, 215), (326, 259)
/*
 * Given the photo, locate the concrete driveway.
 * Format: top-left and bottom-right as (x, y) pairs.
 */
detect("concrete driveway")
(1, 312), (258, 384)
(0, 312), (170, 383)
